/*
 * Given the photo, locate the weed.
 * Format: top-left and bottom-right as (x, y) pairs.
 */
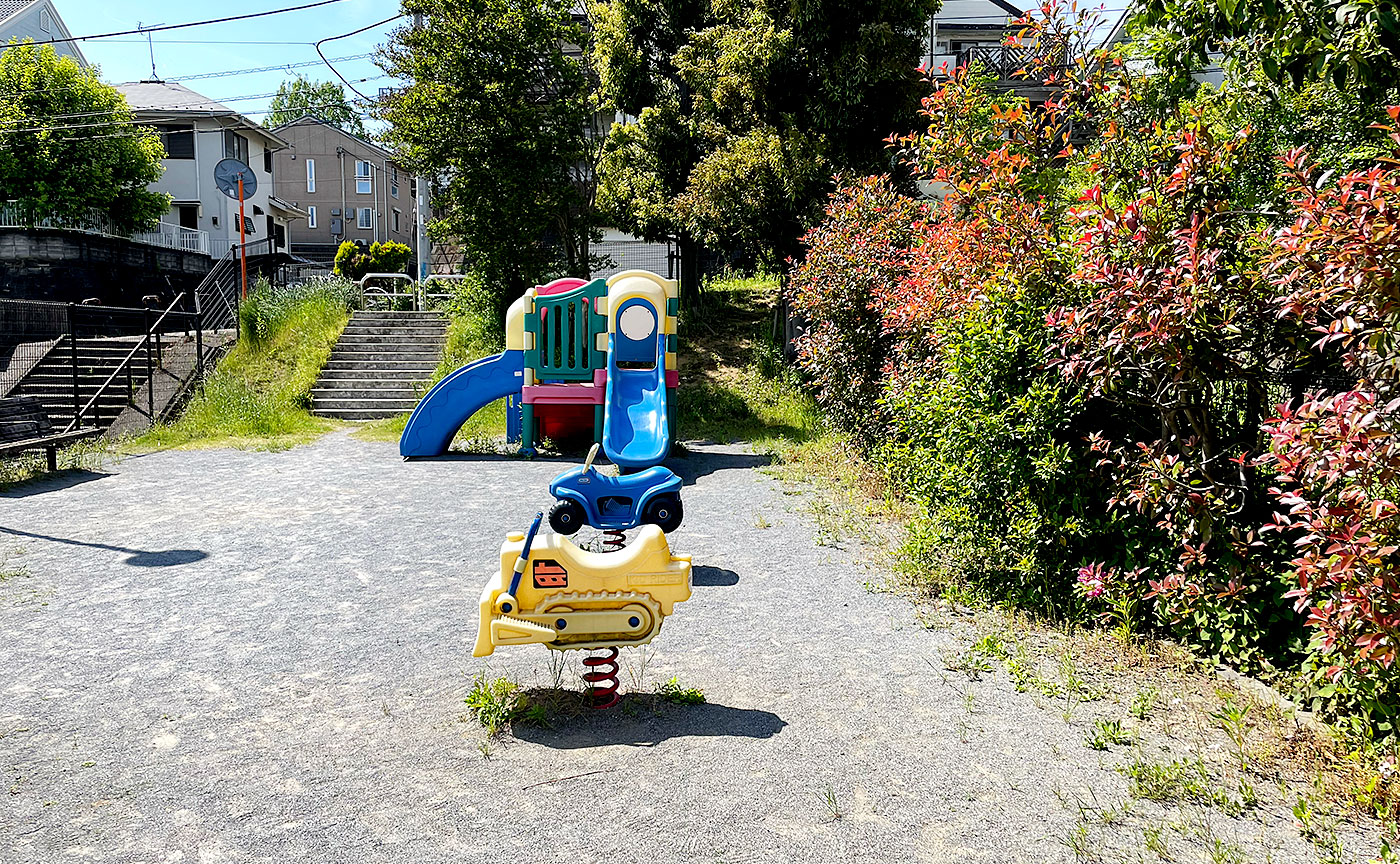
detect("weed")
(477, 739), (492, 760)
(1061, 823), (1097, 862)
(755, 512), (771, 529)
(816, 783), (842, 822)
(1121, 756), (1251, 816)
(1142, 823), (1169, 859)
(624, 647), (653, 692)
(465, 674), (523, 736)
(656, 677), (705, 705)
(1085, 718), (1134, 750)
(1212, 690), (1252, 772)
(1130, 686), (1158, 721)
(945, 648), (994, 680)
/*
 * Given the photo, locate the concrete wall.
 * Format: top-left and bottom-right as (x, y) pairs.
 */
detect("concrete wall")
(0, 229), (211, 305)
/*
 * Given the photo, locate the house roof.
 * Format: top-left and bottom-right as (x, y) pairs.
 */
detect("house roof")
(115, 80), (289, 148)
(273, 113), (393, 160)
(0, 1), (34, 25)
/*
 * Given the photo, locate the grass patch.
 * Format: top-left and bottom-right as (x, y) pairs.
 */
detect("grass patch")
(677, 274), (821, 448)
(0, 435), (112, 488)
(656, 676), (706, 704)
(130, 279), (352, 451)
(466, 674), (525, 736)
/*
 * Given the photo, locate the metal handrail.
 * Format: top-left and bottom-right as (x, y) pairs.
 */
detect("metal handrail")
(65, 293), (189, 432)
(356, 272), (417, 310)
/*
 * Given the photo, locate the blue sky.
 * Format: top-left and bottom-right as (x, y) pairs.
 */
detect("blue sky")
(55, 0), (401, 127)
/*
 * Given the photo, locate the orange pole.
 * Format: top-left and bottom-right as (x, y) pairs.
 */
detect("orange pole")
(238, 175), (248, 300)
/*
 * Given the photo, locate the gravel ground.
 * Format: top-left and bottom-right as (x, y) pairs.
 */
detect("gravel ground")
(0, 432), (1383, 863)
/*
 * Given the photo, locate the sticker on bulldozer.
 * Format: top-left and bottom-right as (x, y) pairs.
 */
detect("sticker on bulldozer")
(533, 559), (568, 589)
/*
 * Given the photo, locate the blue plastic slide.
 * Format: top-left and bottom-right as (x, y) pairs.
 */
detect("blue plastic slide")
(400, 350), (524, 458)
(602, 334), (670, 469)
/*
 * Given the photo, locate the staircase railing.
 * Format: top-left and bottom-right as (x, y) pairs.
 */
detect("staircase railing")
(64, 293), (200, 431)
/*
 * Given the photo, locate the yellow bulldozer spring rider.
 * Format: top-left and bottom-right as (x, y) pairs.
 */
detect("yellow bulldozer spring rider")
(474, 511), (692, 708)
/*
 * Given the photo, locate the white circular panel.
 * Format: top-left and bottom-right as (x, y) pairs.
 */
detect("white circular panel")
(619, 304), (656, 341)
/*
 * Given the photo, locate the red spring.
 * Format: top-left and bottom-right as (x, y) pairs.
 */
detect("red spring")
(581, 647), (621, 709)
(603, 530), (625, 552)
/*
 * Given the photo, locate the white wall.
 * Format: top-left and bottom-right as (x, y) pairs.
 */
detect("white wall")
(0, 2), (86, 66)
(143, 118), (277, 251)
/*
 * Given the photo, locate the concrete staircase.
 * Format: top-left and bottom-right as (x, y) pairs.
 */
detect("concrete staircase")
(311, 310), (446, 420)
(9, 335), (148, 429)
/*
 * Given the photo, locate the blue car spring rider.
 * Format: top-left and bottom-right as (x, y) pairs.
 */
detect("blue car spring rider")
(548, 444), (683, 535)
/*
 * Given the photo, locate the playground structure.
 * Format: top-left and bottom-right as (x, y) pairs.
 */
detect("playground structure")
(397, 269), (690, 707)
(398, 270), (679, 461)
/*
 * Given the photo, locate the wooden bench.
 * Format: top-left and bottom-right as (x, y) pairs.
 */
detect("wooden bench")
(0, 397), (101, 472)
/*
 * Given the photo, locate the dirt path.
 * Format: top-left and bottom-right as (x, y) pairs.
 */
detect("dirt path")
(0, 432), (1383, 863)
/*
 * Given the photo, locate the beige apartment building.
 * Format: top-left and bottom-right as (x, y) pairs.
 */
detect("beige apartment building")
(271, 116), (422, 272)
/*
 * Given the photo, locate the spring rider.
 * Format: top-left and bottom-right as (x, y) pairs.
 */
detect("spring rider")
(473, 510), (692, 707)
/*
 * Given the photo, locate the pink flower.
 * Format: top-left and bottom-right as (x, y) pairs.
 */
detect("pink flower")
(1077, 563), (1109, 599)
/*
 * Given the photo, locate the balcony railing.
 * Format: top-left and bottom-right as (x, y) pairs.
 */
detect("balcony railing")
(927, 36), (1071, 83)
(0, 202), (210, 255)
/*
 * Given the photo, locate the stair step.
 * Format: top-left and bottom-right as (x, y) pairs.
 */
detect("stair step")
(312, 387), (425, 400)
(312, 408), (414, 421)
(316, 370), (436, 382)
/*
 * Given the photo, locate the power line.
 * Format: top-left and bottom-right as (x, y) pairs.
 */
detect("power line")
(170, 54), (375, 82)
(20, 0), (355, 47)
(316, 15), (404, 100)
(0, 83), (388, 134)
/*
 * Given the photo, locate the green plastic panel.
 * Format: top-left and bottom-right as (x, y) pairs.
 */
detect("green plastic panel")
(524, 278), (608, 382)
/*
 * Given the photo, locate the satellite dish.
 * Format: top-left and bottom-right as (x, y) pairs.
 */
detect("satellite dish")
(214, 158), (257, 200)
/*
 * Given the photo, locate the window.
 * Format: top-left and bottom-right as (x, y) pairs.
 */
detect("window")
(157, 125), (194, 159)
(224, 131), (248, 165)
(392, 208), (400, 233)
(175, 204), (198, 230)
(305, 158), (315, 193)
(307, 205), (317, 229)
(390, 164), (399, 198)
(39, 9), (51, 33)
(263, 147), (272, 174)
(357, 207), (373, 229)
(356, 160), (373, 195)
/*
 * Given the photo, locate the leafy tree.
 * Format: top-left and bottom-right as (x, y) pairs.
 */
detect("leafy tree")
(378, 0), (600, 302)
(591, 0), (940, 273)
(1135, 0), (1400, 102)
(266, 75), (366, 137)
(0, 43), (167, 231)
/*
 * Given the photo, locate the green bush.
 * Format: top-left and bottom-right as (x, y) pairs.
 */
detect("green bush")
(333, 240), (414, 281)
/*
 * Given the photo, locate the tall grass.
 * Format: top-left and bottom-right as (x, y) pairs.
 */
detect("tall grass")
(133, 278), (353, 450)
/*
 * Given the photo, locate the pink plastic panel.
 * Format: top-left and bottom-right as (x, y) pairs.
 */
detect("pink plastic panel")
(522, 383), (605, 405)
(537, 277), (587, 296)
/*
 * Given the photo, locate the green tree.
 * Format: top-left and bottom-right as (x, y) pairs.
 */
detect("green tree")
(592, 0), (940, 273)
(0, 43), (167, 232)
(1136, 0), (1400, 101)
(266, 75), (366, 137)
(378, 0), (599, 302)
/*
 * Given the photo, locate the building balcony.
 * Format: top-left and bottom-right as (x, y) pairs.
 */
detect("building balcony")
(0, 202), (209, 256)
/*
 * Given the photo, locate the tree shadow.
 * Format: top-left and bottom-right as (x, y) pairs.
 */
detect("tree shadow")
(668, 448), (774, 487)
(0, 526), (208, 567)
(692, 565), (739, 587)
(0, 469), (111, 498)
(510, 689), (786, 749)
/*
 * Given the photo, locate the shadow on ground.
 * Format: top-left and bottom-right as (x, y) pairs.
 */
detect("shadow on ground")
(670, 449), (773, 486)
(0, 526), (208, 567)
(511, 691), (786, 749)
(0, 469), (111, 498)
(692, 566), (739, 586)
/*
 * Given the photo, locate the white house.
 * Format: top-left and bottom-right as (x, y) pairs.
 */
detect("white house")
(115, 81), (306, 257)
(0, 0), (85, 66)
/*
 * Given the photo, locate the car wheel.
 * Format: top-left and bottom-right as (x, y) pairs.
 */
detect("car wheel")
(549, 499), (586, 535)
(644, 495), (683, 533)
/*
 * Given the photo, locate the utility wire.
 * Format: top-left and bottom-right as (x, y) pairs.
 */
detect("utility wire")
(316, 15), (402, 100)
(20, 0), (354, 47)
(171, 54), (374, 81)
